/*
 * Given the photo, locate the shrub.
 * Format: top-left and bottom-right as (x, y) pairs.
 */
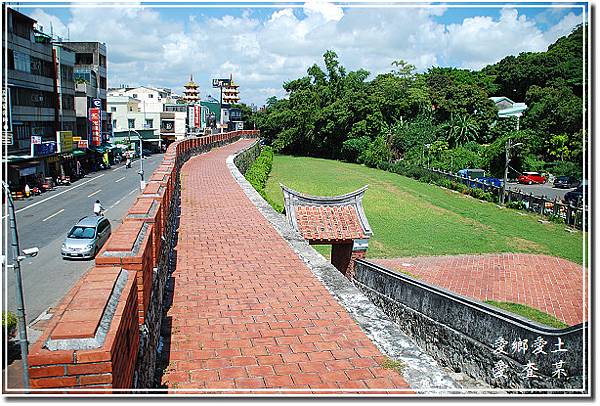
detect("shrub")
(245, 146), (273, 194)
(2, 311), (17, 340)
(359, 134), (392, 168)
(341, 136), (371, 163)
(506, 200), (526, 210)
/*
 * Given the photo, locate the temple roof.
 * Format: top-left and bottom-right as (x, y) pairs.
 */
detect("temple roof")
(281, 184), (372, 242)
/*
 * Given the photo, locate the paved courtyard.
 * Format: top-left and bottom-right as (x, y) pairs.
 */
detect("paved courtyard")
(160, 139), (411, 393)
(374, 253), (587, 326)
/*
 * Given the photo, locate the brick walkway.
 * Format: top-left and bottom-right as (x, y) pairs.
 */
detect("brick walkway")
(374, 253), (587, 326)
(161, 140), (411, 393)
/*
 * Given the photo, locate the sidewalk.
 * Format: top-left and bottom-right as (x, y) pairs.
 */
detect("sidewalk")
(160, 139), (411, 393)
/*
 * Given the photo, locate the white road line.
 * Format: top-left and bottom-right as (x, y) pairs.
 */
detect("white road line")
(110, 199), (122, 208)
(42, 209), (64, 222)
(115, 176), (126, 183)
(87, 189), (102, 198)
(128, 189), (136, 196)
(12, 174), (106, 215)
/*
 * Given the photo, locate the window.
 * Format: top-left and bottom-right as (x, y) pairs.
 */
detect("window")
(11, 15), (32, 40)
(99, 54), (106, 67)
(61, 94), (75, 111)
(128, 119), (135, 129)
(112, 119), (117, 128)
(132, 94), (137, 99)
(10, 87), (55, 108)
(13, 52), (31, 73)
(145, 119), (153, 129)
(75, 53), (93, 65)
(148, 94), (154, 99)
(110, 107), (117, 112)
(61, 64), (74, 83)
(99, 76), (107, 90)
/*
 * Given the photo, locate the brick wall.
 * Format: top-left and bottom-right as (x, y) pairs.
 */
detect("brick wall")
(27, 130), (260, 391)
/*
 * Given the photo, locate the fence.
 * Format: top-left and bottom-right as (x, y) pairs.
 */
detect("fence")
(430, 168), (587, 231)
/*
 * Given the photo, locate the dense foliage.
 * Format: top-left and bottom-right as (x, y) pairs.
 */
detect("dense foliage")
(243, 25), (585, 179)
(244, 146), (283, 211)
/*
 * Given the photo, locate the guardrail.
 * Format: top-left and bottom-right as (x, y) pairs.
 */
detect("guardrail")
(26, 130), (260, 392)
(430, 168), (587, 230)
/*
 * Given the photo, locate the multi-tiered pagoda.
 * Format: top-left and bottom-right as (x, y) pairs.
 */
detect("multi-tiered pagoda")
(183, 74), (200, 103)
(222, 74), (240, 104)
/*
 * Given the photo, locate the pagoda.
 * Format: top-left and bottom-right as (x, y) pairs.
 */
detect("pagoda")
(222, 74), (240, 104)
(183, 74), (200, 103)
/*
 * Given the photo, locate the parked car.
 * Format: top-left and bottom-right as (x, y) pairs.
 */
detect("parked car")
(457, 169), (486, 179)
(478, 177), (503, 188)
(517, 172), (546, 185)
(553, 176), (580, 189)
(563, 184), (586, 207)
(61, 216), (111, 260)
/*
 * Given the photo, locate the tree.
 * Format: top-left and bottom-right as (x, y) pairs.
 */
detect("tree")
(448, 114), (479, 146)
(547, 134), (570, 161)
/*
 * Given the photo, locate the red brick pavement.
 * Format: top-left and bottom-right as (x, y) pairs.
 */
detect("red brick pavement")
(162, 139), (411, 393)
(374, 253), (587, 326)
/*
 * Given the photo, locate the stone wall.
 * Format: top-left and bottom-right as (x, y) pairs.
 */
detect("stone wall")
(233, 140), (261, 175)
(27, 130), (260, 392)
(352, 260), (588, 393)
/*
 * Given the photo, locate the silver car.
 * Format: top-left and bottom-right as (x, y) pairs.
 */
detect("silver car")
(61, 216), (111, 259)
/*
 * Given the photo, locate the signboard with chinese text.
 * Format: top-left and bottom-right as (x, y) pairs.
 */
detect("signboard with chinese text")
(56, 131), (73, 153)
(212, 78), (231, 88)
(33, 141), (57, 157)
(194, 105), (201, 128)
(188, 105), (195, 130)
(78, 140), (89, 149)
(2, 87), (13, 145)
(89, 108), (101, 146)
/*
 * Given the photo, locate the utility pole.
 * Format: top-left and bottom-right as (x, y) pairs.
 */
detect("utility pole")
(2, 182), (31, 390)
(501, 138), (510, 205)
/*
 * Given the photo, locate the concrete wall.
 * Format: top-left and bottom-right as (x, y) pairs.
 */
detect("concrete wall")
(27, 130), (261, 392)
(352, 260), (588, 392)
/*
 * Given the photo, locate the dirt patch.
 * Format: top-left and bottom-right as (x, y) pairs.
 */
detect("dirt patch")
(506, 237), (546, 252)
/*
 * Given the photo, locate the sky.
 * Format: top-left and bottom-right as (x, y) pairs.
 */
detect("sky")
(12, 1), (587, 106)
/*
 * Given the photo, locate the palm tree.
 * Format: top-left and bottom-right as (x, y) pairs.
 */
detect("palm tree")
(449, 114), (479, 146)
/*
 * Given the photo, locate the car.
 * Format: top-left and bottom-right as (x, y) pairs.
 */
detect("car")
(563, 184), (587, 207)
(517, 172), (546, 185)
(553, 176), (580, 189)
(61, 216), (111, 260)
(478, 177), (503, 188)
(457, 169), (486, 179)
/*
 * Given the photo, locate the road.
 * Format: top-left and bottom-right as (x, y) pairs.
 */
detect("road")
(505, 182), (577, 201)
(2, 153), (164, 325)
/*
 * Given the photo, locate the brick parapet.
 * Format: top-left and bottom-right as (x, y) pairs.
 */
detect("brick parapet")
(26, 130), (260, 391)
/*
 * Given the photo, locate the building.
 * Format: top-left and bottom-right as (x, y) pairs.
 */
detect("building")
(3, 8), (65, 187)
(222, 74), (240, 105)
(107, 94), (162, 149)
(108, 86), (172, 113)
(490, 96), (528, 130)
(182, 75), (200, 103)
(55, 41), (109, 144)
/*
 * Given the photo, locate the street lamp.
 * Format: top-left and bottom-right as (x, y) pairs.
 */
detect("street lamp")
(2, 181), (40, 390)
(500, 139), (523, 205)
(129, 129), (145, 190)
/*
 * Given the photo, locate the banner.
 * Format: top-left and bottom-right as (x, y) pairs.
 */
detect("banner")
(188, 105), (195, 130)
(194, 105), (201, 128)
(89, 108), (101, 146)
(212, 78), (231, 88)
(56, 130), (73, 153)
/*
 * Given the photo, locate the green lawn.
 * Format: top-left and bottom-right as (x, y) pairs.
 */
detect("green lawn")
(485, 301), (569, 329)
(264, 155), (584, 264)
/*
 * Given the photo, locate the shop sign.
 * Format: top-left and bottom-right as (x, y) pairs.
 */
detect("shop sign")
(194, 105), (201, 128)
(72, 136), (82, 142)
(19, 166), (37, 177)
(89, 108), (101, 146)
(188, 105), (195, 129)
(161, 120), (175, 133)
(56, 131), (73, 153)
(2, 87), (13, 145)
(212, 78), (231, 88)
(78, 140), (89, 149)
(33, 141), (57, 157)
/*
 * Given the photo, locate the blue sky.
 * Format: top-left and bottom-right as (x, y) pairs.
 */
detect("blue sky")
(14, 2), (586, 105)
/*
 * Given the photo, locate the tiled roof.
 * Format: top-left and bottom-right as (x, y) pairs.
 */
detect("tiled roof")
(281, 184), (372, 243)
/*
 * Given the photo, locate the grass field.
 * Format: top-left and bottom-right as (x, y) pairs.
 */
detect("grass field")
(484, 301), (569, 329)
(264, 155), (584, 264)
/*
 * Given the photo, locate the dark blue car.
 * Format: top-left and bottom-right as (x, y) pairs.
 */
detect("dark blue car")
(475, 177), (503, 189)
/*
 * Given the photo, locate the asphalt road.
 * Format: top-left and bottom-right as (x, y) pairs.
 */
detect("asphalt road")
(505, 182), (577, 201)
(2, 153), (164, 325)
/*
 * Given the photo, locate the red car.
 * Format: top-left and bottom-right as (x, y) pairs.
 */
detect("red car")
(517, 172), (547, 185)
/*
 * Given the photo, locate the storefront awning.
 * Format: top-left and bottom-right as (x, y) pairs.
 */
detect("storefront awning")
(72, 150), (87, 157)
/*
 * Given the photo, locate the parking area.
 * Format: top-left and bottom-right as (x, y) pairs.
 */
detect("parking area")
(505, 182), (576, 201)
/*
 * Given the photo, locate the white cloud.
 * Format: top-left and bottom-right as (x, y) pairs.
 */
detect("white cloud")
(28, 5), (583, 105)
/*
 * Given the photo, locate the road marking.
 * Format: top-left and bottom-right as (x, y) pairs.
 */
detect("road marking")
(110, 199), (122, 208)
(128, 189), (137, 196)
(115, 176), (126, 183)
(11, 174), (106, 216)
(87, 189), (102, 198)
(42, 209), (64, 222)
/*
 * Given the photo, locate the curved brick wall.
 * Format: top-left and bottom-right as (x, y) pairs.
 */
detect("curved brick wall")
(27, 130), (260, 392)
